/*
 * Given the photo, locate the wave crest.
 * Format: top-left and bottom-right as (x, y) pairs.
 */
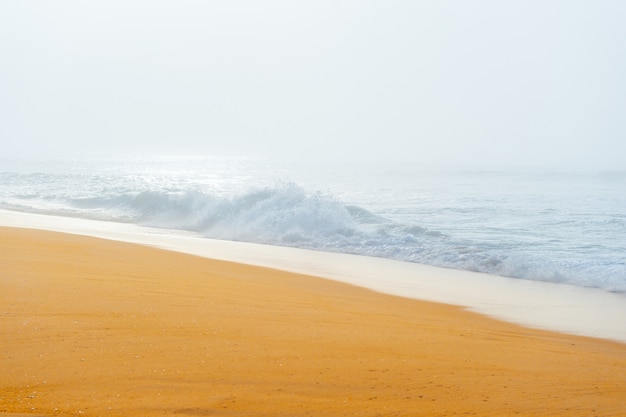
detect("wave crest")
(72, 183), (361, 244)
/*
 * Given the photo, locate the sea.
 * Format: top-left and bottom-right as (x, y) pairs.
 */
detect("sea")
(1, 155), (625, 293)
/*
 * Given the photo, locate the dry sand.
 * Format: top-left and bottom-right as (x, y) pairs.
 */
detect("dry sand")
(1, 227), (625, 416)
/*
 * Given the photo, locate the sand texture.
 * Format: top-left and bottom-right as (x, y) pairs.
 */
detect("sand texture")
(1, 227), (625, 416)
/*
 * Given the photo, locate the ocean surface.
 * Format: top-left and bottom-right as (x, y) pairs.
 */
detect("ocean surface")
(1, 155), (625, 293)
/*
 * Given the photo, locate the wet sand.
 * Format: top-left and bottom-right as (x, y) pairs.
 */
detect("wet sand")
(1, 227), (625, 416)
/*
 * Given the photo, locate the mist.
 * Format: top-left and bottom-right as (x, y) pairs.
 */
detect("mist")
(2, 0), (625, 170)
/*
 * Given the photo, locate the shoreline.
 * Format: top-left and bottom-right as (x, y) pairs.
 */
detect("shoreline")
(2, 226), (626, 416)
(1, 208), (626, 343)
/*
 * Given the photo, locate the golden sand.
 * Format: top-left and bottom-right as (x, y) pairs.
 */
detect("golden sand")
(1, 227), (625, 416)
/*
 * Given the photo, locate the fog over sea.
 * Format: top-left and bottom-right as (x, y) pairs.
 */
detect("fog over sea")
(1, 155), (625, 293)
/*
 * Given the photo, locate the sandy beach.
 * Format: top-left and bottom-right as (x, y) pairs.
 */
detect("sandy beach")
(1, 227), (625, 416)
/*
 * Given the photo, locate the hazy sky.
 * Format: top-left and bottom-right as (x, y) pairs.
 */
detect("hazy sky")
(2, 1), (625, 169)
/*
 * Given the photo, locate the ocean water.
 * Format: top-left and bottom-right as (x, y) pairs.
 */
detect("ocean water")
(1, 155), (625, 293)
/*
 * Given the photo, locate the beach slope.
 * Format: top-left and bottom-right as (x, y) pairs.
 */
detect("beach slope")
(1, 227), (625, 416)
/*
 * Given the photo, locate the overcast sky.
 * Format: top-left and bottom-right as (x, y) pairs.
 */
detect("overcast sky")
(2, 1), (625, 169)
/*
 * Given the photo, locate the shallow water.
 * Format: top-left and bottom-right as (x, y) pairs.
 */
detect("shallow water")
(1, 155), (625, 291)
